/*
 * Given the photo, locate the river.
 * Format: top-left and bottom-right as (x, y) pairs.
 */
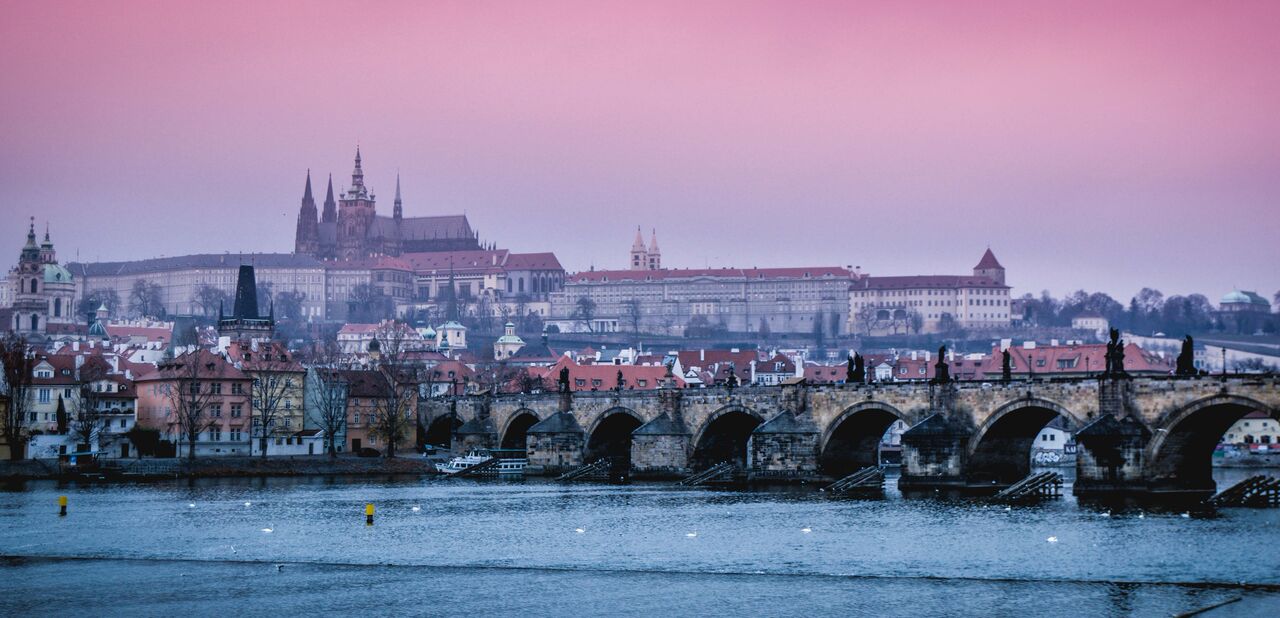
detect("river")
(2, 468), (1278, 616)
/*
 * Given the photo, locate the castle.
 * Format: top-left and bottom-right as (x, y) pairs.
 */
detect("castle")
(294, 147), (482, 260)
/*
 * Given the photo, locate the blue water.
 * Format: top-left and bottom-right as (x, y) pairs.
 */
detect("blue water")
(2, 470), (1278, 616)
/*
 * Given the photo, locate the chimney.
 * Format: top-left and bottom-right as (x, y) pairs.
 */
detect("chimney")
(1023, 341), (1036, 350)
(700, 349), (705, 362)
(911, 351), (917, 361)
(1050, 339), (1059, 346)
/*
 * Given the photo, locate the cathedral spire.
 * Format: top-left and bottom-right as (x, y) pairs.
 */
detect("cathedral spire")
(322, 174), (337, 222)
(303, 169), (314, 202)
(351, 145), (364, 189)
(393, 172), (403, 220)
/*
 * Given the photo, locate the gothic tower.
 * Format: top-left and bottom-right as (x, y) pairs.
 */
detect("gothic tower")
(337, 146), (377, 260)
(321, 174), (337, 223)
(294, 170), (320, 255)
(630, 227), (648, 271)
(647, 228), (661, 270)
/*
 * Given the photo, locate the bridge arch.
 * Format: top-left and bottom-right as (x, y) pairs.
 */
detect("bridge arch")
(424, 412), (463, 449)
(500, 408), (541, 450)
(586, 407), (645, 474)
(818, 401), (908, 478)
(966, 397), (1081, 487)
(1145, 394), (1276, 493)
(691, 404), (764, 470)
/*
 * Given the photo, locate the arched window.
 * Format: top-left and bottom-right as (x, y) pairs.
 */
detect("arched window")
(29, 278), (37, 294)
(30, 314), (39, 331)
(53, 298), (61, 317)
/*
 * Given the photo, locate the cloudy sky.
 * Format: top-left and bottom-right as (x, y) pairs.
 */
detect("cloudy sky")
(2, 1), (1277, 302)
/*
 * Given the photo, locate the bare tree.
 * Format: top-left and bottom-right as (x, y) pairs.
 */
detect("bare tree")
(275, 290), (306, 322)
(164, 351), (220, 459)
(573, 297), (597, 333)
(369, 327), (418, 458)
(195, 284), (227, 318)
(68, 385), (107, 453)
(244, 350), (302, 458)
(129, 279), (165, 318)
(0, 334), (34, 460)
(622, 298), (642, 335)
(78, 288), (121, 319)
(306, 339), (349, 458)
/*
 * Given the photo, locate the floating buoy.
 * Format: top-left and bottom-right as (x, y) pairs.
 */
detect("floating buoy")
(58, 495), (68, 516)
(366, 503), (375, 526)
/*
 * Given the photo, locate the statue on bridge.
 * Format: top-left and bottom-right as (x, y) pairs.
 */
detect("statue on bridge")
(1104, 328), (1128, 377)
(1176, 335), (1196, 376)
(1001, 348), (1012, 382)
(847, 353), (866, 384)
(558, 366), (571, 393)
(933, 346), (951, 384)
(725, 364), (740, 389)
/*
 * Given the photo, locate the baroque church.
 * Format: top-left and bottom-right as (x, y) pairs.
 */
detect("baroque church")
(294, 147), (482, 260)
(5, 219), (76, 338)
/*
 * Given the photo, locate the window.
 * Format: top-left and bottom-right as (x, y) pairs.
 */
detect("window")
(230, 404), (243, 418)
(38, 388), (51, 404)
(230, 428), (242, 441)
(210, 404), (222, 417)
(210, 383), (222, 395)
(189, 382), (201, 395)
(231, 383), (243, 394)
(210, 428), (222, 442)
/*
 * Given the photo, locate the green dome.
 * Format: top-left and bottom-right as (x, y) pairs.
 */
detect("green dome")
(1221, 290), (1251, 304)
(43, 263), (72, 283)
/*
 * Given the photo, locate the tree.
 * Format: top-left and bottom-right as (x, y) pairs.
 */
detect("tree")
(0, 334), (35, 460)
(908, 311), (924, 335)
(275, 290), (306, 322)
(368, 331), (418, 458)
(622, 298), (642, 335)
(195, 284), (227, 318)
(164, 351), (220, 459)
(78, 288), (121, 320)
(245, 351), (302, 459)
(255, 281), (275, 316)
(349, 284), (392, 323)
(68, 388), (107, 453)
(572, 297), (597, 333)
(307, 339), (350, 458)
(129, 279), (165, 318)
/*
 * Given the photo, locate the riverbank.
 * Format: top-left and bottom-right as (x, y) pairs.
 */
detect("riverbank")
(0, 455), (442, 481)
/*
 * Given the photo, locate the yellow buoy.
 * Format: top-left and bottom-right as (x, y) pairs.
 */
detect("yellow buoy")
(58, 495), (68, 516)
(365, 503), (374, 525)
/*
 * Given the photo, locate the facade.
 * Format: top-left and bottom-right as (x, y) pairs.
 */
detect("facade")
(552, 266), (853, 336)
(293, 149), (482, 260)
(1071, 312), (1109, 340)
(5, 220), (76, 338)
(1222, 410), (1279, 446)
(849, 249), (1012, 335)
(134, 349), (254, 456)
(221, 340), (306, 450)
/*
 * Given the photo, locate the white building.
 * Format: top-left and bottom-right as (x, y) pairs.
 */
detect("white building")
(849, 249), (1012, 335)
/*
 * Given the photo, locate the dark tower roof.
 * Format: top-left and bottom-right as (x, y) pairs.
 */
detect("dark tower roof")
(974, 248), (1003, 270)
(232, 264), (260, 320)
(322, 174), (337, 222)
(303, 169), (314, 202)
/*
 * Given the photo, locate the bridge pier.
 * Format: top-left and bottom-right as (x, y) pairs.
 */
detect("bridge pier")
(899, 413), (973, 491)
(1073, 414), (1152, 498)
(525, 390), (585, 476)
(748, 411), (820, 483)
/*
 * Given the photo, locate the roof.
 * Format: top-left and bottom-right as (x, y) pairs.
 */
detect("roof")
(384, 214), (474, 241)
(803, 363), (845, 383)
(68, 253), (324, 277)
(854, 275), (1007, 291)
(333, 369), (394, 398)
(568, 266), (851, 283)
(546, 357), (683, 390)
(527, 411), (584, 434)
(134, 349), (249, 383)
(978, 342), (1173, 376)
(504, 252), (563, 271)
(1221, 290), (1270, 307)
(632, 414), (688, 436)
(43, 263), (73, 283)
(676, 349), (758, 371)
(974, 248), (1003, 270)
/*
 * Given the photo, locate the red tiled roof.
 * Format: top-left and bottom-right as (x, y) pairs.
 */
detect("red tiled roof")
(134, 349), (250, 382)
(399, 250), (509, 274)
(505, 252), (563, 271)
(676, 349), (758, 370)
(804, 363), (845, 383)
(855, 275), (1006, 290)
(545, 357), (683, 391)
(974, 248), (1003, 270)
(569, 266), (851, 283)
(976, 343), (1172, 376)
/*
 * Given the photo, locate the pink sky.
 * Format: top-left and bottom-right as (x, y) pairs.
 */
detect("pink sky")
(1, 1), (1278, 301)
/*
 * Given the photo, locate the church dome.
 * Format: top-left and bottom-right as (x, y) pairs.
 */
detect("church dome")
(1221, 290), (1251, 304)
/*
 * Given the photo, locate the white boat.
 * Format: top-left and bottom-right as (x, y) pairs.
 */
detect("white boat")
(435, 450), (527, 476)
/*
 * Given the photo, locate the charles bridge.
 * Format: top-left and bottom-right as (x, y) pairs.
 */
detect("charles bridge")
(419, 373), (1280, 498)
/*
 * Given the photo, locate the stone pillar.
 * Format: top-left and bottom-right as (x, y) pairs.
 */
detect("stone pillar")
(630, 386), (690, 479)
(1073, 414), (1151, 497)
(454, 415), (496, 454)
(749, 411), (820, 483)
(898, 413), (973, 490)
(525, 412), (585, 476)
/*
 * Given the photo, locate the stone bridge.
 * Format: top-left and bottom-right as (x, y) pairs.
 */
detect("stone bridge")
(419, 374), (1280, 498)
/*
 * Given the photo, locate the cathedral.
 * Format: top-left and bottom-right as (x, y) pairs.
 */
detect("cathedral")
(294, 148), (482, 260)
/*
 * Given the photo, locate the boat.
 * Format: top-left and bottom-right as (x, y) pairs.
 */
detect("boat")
(435, 449), (527, 476)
